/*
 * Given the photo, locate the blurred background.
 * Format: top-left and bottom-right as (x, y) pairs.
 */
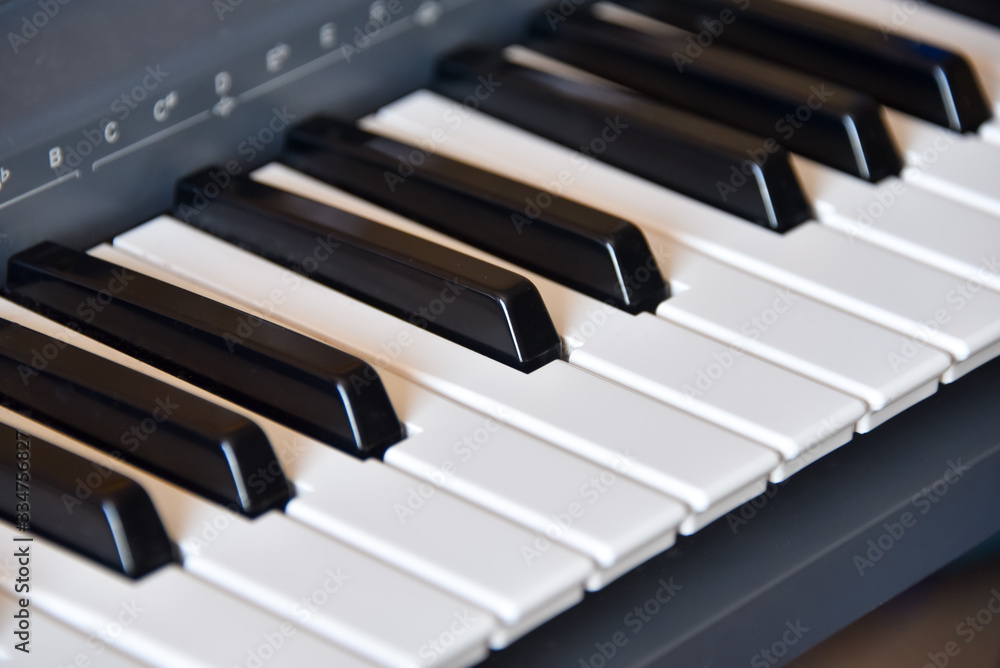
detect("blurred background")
(792, 531), (1000, 667)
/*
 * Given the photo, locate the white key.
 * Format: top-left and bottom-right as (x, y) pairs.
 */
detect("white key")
(253, 164), (865, 474)
(785, 0), (1000, 120)
(377, 374), (684, 589)
(0, 401), (494, 668)
(792, 155), (1000, 293)
(110, 217), (781, 531)
(288, 455), (592, 644)
(0, 593), (150, 667)
(0, 299), (585, 649)
(881, 109), (1000, 219)
(367, 91), (1000, 382)
(84, 247), (688, 591)
(657, 252), (951, 432)
(0, 524), (376, 668)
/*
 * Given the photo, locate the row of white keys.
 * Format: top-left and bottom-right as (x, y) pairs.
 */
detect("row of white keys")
(0, 298), (587, 649)
(0, 317), (495, 668)
(252, 164), (865, 473)
(369, 91), (1000, 382)
(656, 252), (950, 431)
(85, 247), (686, 593)
(790, 155), (1000, 293)
(0, 590), (150, 667)
(110, 217), (780, 531)
(0, 523), (376, 668)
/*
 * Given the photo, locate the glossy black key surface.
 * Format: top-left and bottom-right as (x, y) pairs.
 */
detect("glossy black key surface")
(432, 49), (813, 232)
(175, 170), (563, 373)
(927, 0), (1000, 29)
(0, 423), (174, 578)
(6, 242), (405, 459)
(0, 320), (290, 516)
(529, 10), (903, 182)
(618, 0), (992, 133)
(283, 118), (670, 314)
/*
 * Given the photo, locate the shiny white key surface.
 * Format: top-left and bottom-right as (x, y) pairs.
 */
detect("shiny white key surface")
(376, 375), (684, 588)
(0, 401), (493, 668)
(792, 155), (1000, 293)
(0, 524), (376, 668)
(86, 247), (688, 591)
(0, 594), (150, 667)
(0, 298), (586, 648)
(287, 457), (592, 636)
(657, 252), (950, 432)
(253, 164), (865, 471)
(367, 91), (1000, 382)
(883, 109), (1000, 219)
(110, 217), (780, 530)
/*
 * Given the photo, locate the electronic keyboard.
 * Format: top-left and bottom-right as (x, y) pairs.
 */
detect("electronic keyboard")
(0, 0), (998, 666)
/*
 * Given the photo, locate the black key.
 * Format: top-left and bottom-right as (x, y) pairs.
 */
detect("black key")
(0, 320), (290, 517)
(0, 423), (174, 578)
(175, 170), (563, 373)
(618, 0), (992, 133)
(283, 118), (670, 314)
(6, 242), (405, 459)
(927, 0), (1000, 29)
(529, 11), (903, 182)
(432, 49), (813, 232)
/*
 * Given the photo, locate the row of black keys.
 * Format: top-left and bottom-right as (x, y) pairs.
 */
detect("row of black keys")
(1, 0), (994, 584)
(0, 113), (672, 582)
(438, 0), (995, 231)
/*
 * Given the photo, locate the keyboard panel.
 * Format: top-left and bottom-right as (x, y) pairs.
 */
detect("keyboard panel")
(1, 0), (1000, 666)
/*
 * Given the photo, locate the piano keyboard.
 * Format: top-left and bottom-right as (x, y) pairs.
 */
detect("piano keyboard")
(2, 0), (1000, 666)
